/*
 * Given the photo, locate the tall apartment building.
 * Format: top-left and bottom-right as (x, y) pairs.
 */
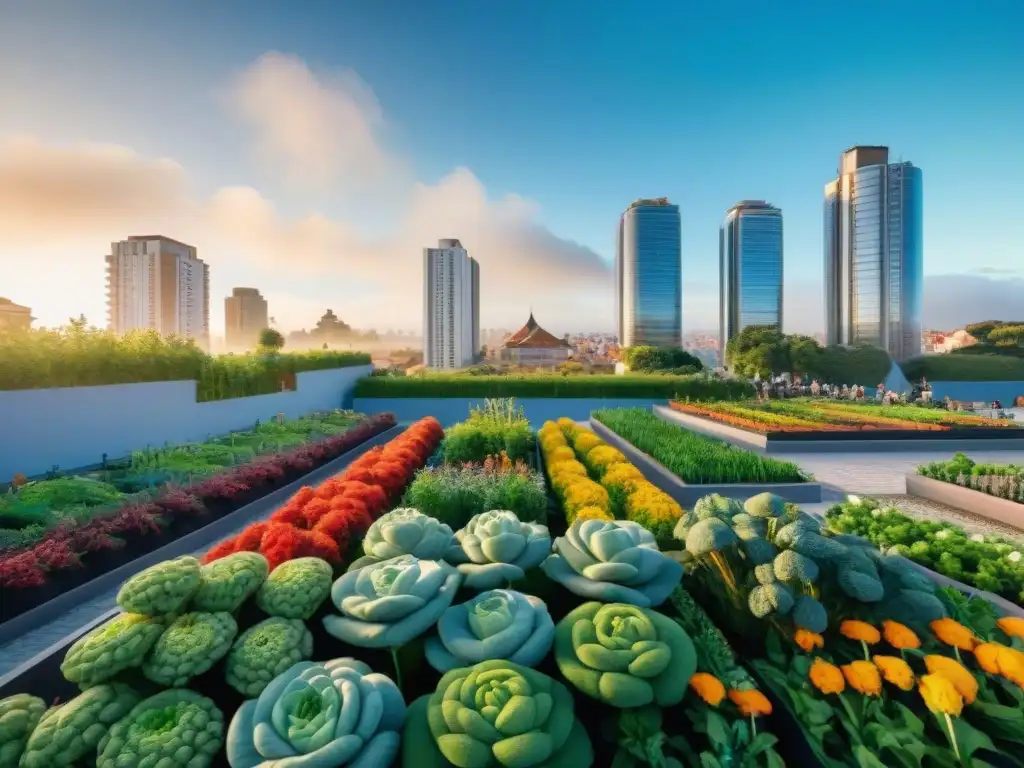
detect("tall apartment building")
(824, 146), (923, 360)
(616, 198), (682, 349)
(423, 239), (479, 369)
(224, 287), (269, 349)
(106, 236), (209, 346)
(719, 200), (784, 354)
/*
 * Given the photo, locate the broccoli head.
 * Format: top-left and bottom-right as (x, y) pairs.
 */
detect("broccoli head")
(0, 693), (46, 768)
(117, 556), (201, 616)
(255, 556), (333, 620)
(791, 595), (828, 633)
(748, 582), (795, 619)
(742, 536), (779, 566)
(685, 518), (738, 557)
(142, 611), (237, 687)
(226, 617), (314, 697)
(754, 563), (777, 585)
(836, 565), (885, 603)
(773, 550), (820, 584)
(61, 613), (164, 687)
(190, 551), (269, 613)
(743, 492), (787, 519)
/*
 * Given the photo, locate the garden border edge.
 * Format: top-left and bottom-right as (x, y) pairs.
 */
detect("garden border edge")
(588, 417), (823, 505)
(905, 473), (1024, 532)
(0, 424), (403, 648)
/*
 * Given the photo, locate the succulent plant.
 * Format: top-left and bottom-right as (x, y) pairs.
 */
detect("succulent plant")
(402, 659), (594, 768)
(323, 555), (462, 647)
(554, 602), (696, 708)
(97, 689), (224, 768)
(450, 510), (552, 590)
(425, 589), (555, 673)
(61, 613), (164, 687)
(142, 611), (237, 686)
(20, 684), (141, 768)
(348, 507), (460, 571)
(226, 617), (315, 697)
(226, 658), (405, 768)
(542, 519), (684, 607)
(0, 693), (46, 768)
(255, 557), (333, 620)
(116, 556), (201, 616)
(191, 551), (269, 612)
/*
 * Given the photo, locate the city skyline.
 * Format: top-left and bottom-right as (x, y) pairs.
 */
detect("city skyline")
(2, 2), (1022, 336)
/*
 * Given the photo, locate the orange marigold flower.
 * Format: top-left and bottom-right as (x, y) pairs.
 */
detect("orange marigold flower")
(727, 689), (772, 716)
(973, 643), (1003, 675)
(882, 619), (921, 650)
(689, 673), (726, 706)
(918, 673), (963, 717)
(840, 620), (881, 645)
(993, 646), (1024, 688)
(997, 617), (1024, 640)
(809, 658), (845, 695)
(873, 655), (916, 691)
(841, 660), (882, 697)
(924, 655), (978, 704)
(795, 629), (824, 652)
(930, 618), (978, 651)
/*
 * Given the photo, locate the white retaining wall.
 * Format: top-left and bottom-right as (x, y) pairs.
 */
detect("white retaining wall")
(0, 365), (371, 480)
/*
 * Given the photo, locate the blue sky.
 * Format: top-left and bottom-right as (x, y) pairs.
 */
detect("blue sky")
(2, 0), (1022, 335)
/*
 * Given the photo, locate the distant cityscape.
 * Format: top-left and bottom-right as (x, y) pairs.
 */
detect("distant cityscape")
(3, 144), (945, 372)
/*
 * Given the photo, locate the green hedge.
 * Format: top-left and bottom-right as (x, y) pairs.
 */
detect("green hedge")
(900, 354), (1024, 382)
(353, 373), (754, 399)
(0, 327), (370, 398)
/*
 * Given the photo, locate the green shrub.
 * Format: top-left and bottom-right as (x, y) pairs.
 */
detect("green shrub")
(0, 325), (369, 397)
(593, 408), (806, 484)
(403, 464), (548, 528)
(354, 373), (754, 399)
(901, 353), (1024, 382)
(440, 398), (536, 464)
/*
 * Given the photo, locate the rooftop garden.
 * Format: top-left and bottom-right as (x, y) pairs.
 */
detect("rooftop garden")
(918, 452), (1024, 504)
(0, 323), (369, 398)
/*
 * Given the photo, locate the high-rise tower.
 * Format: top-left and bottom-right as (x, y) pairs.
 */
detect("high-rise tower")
(423, 239), (479, 369)
(824, 146), (923, 360)
(616, 198), (682, 348)
(719, 200), (783, 354)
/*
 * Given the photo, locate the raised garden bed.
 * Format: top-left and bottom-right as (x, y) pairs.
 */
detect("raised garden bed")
(0, 416), (397, 640)
(590, 418), (822, 505)
(906, 473), (1024, 531)
(658, 404), (1024, 453)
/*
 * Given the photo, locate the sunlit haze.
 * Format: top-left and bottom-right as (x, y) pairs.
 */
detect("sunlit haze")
(2, 1), (1022, 337)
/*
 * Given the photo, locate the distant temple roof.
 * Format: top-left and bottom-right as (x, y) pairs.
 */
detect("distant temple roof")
(502, 312), (571, 349)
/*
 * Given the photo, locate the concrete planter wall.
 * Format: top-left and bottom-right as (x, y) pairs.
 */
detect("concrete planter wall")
(0, 365), (371, 479)
(589, 418), (823, 505)
(0, 424), (400, 648)
(352, 396), (668, 428)
(906, 473), (1024, 531)
(653, 404), (1024, 454)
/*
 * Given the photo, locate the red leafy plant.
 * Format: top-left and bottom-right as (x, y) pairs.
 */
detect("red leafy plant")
(0, 552), (46, 588)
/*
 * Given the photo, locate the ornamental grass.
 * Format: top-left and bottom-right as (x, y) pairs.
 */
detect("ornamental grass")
(593, 408), (806, 484)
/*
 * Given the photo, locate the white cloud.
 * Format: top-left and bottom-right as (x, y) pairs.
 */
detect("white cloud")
(0, 54), (612, 333)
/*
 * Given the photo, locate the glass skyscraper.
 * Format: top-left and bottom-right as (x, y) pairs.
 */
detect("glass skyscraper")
(616, 198), (682, 348)
(719, 200), (783, 355)
(824, 146), (923, 361)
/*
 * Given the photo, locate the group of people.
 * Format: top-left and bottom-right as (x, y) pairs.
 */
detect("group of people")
(751, 372), (931, 406)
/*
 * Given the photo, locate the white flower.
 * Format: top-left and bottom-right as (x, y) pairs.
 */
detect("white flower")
(1008, 551), (1021, 563)
(935, 530), (951, 540)
(871, 509), (882, 518)
(970, 534), (985, 543)
(846, 495), (862, 506)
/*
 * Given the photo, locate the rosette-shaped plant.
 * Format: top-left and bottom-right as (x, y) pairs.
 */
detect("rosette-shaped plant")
(403, 659), (594, 768)
(0, 693), (46, 768)
(349, 507), (460, 571)
(97, 689), (224, 768)
(256, 557), (333, 620)
(425, 589), (555, 673)
(227, 617), (315, 697)
(20, 684), (141, 768)
(451, 510), (552, 590)
(191, 551), (269, 612)
(142, 611), (237, 686)
(541, 519), (683, 607)
(116, 555), (201, 616)
(226, 658), (406, 768)
(553, 602), (696, 708)
(323, 555), (462, 648)
(61, 612), (164, 687)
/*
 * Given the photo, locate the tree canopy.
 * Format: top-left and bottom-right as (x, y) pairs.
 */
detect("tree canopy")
(622, 345), (703, 374)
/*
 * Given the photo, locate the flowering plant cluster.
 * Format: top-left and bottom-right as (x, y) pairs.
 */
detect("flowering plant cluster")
(0, 413), (397, 595)
(201, 417), (442, 570)
(826, 495), (1024, 604)
(539, 418), (683, 540)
